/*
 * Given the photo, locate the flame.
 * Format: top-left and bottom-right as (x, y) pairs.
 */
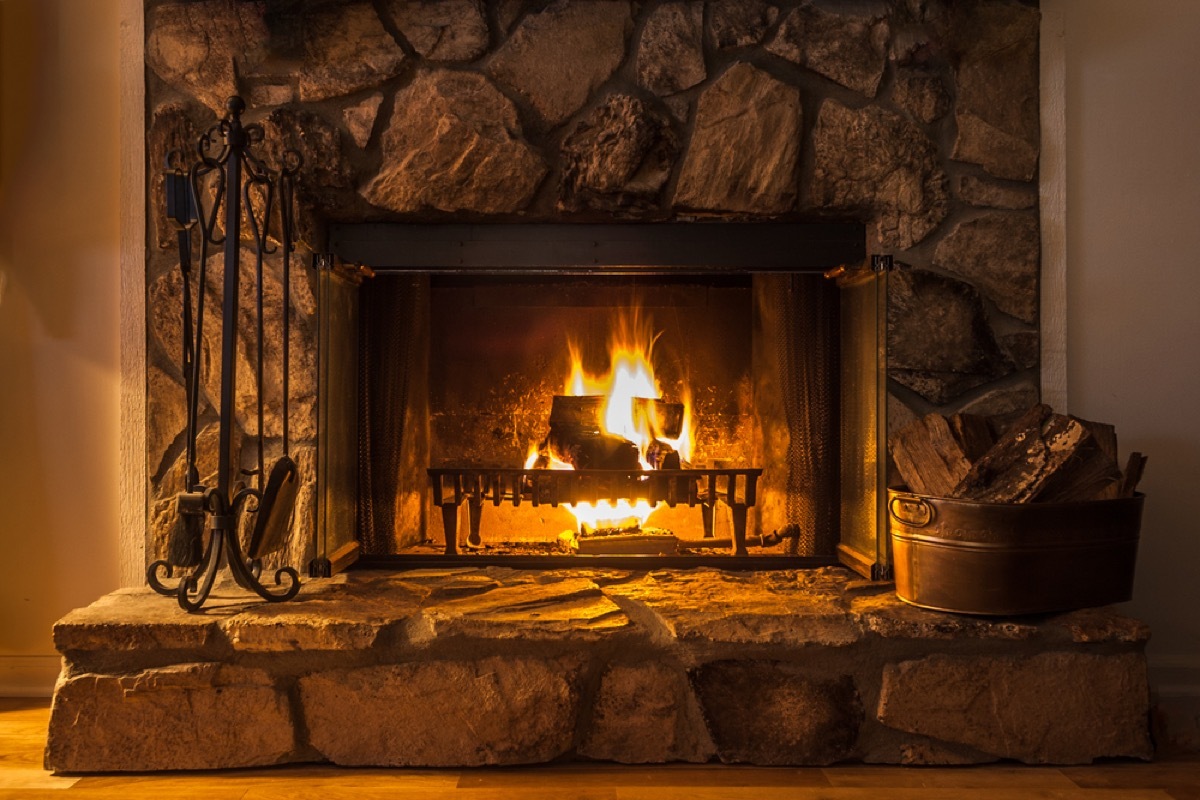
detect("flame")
(570, 500), (658, 534)
(561, 311), (693, 464)
(528, 310), (695, 533)
(525, 443), (658, 531)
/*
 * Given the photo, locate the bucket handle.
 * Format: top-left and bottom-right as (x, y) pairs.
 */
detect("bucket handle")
(889, 494), (935, 528)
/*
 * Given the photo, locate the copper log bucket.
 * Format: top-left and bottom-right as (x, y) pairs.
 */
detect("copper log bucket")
(887, 487), (1144, 616)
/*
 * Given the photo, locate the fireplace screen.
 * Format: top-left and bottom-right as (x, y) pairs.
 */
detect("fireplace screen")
(313, 224), (887, 576)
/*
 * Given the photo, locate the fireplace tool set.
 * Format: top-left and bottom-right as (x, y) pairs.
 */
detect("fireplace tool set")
(147, 97), (303, 610)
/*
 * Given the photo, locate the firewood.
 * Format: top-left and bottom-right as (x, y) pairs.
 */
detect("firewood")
(1073, 418), (1121, 500)
(1033, 416), (1121, 503)
(952, 404), (1055, 502)
(1077, 418), (1118, 462)
(1119, 452), (1148, 497)
(949, 412), (995, 462)
(646, 439), (682, 470)
(890, 402), (1137, 505)
(889, 413), (977, 497)
(545, 429), (640, 470)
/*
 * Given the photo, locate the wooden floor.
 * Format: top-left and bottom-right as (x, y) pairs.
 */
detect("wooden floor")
(4, 699), (1197, 800)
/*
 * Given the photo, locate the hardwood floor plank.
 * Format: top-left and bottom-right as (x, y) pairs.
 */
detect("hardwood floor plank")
(1063, 760), (1200, 789)
(74, 766), (458, 791)
(0, 767), (79, 791)
(0, 791), (248, 800)
(240, 788), (618, 800)
(0, 700), (72, 791)
(457, 764), (829, 788)
(823, 764), (1078, 789)
(612, 790), (1175, 800)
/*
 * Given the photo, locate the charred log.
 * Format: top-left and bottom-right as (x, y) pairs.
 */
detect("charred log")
(646, 438), (682, 470)
(544, 428), (640, 470)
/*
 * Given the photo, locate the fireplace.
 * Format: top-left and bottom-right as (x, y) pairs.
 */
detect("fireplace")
(38, 0), (1163, 775)
(309, 223), (887, 575)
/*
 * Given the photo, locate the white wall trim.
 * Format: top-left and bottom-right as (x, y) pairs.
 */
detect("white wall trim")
(0, 655), (61, 698)
(1039, 2), (1069, 411)
(118, 0), (146, 588)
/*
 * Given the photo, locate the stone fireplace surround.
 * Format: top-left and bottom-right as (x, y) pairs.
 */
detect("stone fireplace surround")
(43, 0), (1155, 773)
(140, 0), (1045, 569)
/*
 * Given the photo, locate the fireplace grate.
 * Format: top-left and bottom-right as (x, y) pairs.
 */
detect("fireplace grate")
(430, 467), (763, 556)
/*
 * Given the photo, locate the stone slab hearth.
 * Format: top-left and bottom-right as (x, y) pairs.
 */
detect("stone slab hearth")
(45, 568), (1152, 773)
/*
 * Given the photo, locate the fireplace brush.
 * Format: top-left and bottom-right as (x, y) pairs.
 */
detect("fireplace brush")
(147, 96), (303, 611)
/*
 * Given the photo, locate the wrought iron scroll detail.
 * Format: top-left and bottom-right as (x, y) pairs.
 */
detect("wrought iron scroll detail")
(147, 96), (303, 611)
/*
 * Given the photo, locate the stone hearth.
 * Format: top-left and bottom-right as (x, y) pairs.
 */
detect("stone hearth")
(46, 568), (1151, 772)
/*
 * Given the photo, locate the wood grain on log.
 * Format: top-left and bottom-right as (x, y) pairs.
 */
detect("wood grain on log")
(951, 404), (1053, 502)
(889, 413), (976, 497)
(1035, 416), (1121, 502)
(1119, 452), (1148, 497)
(949, 412), (995, 462)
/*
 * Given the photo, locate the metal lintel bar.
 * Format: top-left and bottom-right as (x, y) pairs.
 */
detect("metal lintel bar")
(329, 223), (866, 274)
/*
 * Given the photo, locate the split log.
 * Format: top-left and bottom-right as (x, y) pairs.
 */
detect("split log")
(952, 404), (1056, 502)
(890, 403), (1139, 505)
(889, 412), (996, 496)
(1119, 452), (1148, 497)
(1035, 416), (1122, 502)
(949, 412), (995, 463)
(889, 413), (981, 496)
(633, 398), (685, 440)
(1076, 418), (1121, 500)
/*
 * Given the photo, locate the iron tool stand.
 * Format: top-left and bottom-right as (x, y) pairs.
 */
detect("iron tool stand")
(147, 96), (303, 611)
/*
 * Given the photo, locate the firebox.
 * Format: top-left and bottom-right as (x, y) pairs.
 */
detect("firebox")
(310, 223), (889, 578)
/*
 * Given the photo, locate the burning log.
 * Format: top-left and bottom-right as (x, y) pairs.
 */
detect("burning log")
(633, 397), (685, 440)
(544, 429), (641, 470)
(542, 394), (641, 470)
(890, 404), (1139, 503)
(645, 438), (682, 470)
(580, 518), (645, 537)
(549, 394), (605, 428)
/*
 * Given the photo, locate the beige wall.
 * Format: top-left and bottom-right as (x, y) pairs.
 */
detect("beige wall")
(1, 0), (1199, 703)
(1054, 0), (1200, 699)
(0, 0), (123, 692)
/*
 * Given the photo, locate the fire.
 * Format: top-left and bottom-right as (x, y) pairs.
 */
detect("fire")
(525, 443), (658, 531)
(528, 310), (694, 533)
(562, 311), (693, 464)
